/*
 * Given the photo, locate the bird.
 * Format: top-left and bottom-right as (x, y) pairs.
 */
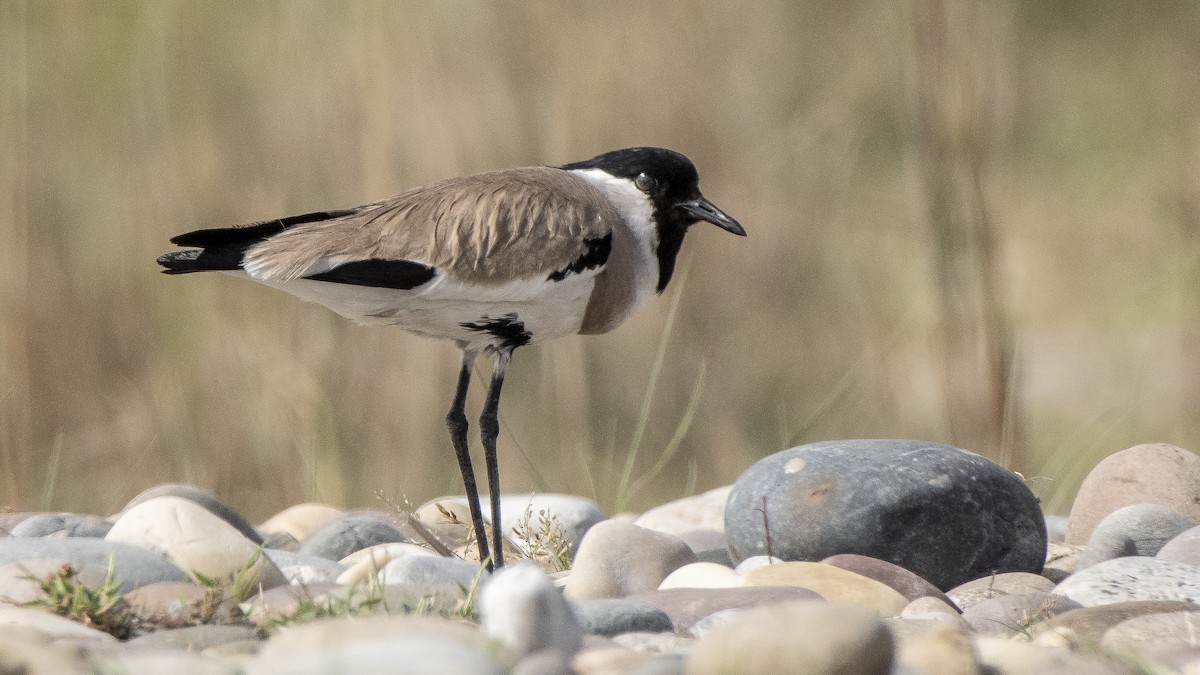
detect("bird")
(157, 146), (745, 571)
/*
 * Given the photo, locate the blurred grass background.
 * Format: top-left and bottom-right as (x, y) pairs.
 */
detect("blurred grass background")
(2, 1), (1199, 521)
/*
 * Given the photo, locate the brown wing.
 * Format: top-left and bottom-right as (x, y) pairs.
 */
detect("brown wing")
(241, 167), (622, 286)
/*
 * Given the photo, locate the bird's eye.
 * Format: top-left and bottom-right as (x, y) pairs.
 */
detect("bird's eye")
(634, 172), (657, 193)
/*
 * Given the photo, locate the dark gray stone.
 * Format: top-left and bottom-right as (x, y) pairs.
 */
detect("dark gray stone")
(0, 537), (187, 592)
(10, 513), (112, 538)
(724, 439), (1047, 590)
(571, 598), (674, 636)
(119, 483), (264, 545)
(1078, 504), (1196, 569)
(299, 515), (410, 561)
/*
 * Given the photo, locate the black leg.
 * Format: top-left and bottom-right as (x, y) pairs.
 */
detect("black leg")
(479, 347), (512, 569)
(445, 348), (493, 571)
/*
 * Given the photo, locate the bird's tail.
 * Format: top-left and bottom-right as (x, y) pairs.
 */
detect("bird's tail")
(157, 208), (361, 275)
(156, 247), (245, 274)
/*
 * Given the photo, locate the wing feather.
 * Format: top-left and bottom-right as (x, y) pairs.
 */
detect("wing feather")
(241, 167), (621, 287)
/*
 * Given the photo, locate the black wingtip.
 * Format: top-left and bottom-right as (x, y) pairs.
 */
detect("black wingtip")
(156, 248), (243, 274)
(157, 250), (199, 270)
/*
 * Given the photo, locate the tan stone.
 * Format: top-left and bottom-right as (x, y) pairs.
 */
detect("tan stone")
(894, 624), (979, 675)
(1067, 443), (1200, 545)
(740, 561), (908, 615)
(564, 521), (695, 600)
(686, 601), (893, 675)
(259, 503), (345, 541)
(658, 562), (739, 590)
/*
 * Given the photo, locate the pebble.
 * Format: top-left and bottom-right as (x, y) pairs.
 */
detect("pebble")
(628, 652), (687, 675)
(1101, 611), (1200, 652)
(128, 623), (262, 651)
(376, 554), (482, 587)
(0, 603), (118, 643)
(724, 439), (1047, 590)
(686, 601), (893, 675)
(96, 651), (240, 675)
(1145, 645), (1200, 674)
(902, 596), (964, 619)
(1077, 503), (1196, 568)
(891, 623), (978, 675)
(1031, 600), (1200, 644)
(1043, 541), (1083, 583)
(946, 572), (1055, 610)
(571, 598), (674, 637)
(564, 521), (696, 599)
(657, 562), (740, 589)
(118, 483), (265, 545)
(259, 503), (346, 541)
(246, 638), (504, 675)
(335, 542), (440, 584)
(0, 537), (188, 593)
(479, 562), (582, 659)
(685, 608), (749, 638)
(106, 495), (288, 589)
(414, 499), (481, 550)
(674, 529), (731, 566)
(820, 553), (951, 604)
(632, 586), (821, 633)
(263, 549), (346, 585)
(573, 644), (648, 675)
(125, 581), (211, 624)
(634, 486), (731, 535)
(731, 555), (783, 574)
(0, 625), (96, 674)
(254, 614), (494, 660)
(298, 514), (413, 561)
(613, 631), (694, 654)
(9, 512), (112, 538)
(1156, 524), (1200, 565)
(1066, 443), (1200, 545)
(1053, 556), (1200, 606)
(740, 561), (909, 615)
(973, 635), (1126, 674)
(959, 591), (1080, 638)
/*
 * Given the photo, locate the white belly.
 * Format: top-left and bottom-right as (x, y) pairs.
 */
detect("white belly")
(245, 272), (597, 350)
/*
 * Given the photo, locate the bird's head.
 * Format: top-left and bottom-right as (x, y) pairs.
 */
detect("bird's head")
(562, 147), (745, 292)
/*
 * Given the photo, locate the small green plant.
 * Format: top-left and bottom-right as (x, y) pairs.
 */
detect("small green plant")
(23, 560), (135, 639)
(510, 505), (573, 572)
(403, 563), (486, 624)
(257, 579), (387, 634)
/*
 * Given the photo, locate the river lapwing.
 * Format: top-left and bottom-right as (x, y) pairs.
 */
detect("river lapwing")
(158, 147), (745, 570)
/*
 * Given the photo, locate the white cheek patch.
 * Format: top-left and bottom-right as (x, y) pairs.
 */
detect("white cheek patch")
(569, 168), (658, 249)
